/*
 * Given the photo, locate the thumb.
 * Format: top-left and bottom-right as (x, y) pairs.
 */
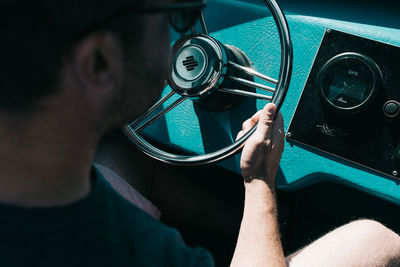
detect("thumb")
(254, 103), (276, 141)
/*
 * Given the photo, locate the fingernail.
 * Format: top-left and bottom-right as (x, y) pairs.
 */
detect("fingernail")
(270, 107), (276, 118)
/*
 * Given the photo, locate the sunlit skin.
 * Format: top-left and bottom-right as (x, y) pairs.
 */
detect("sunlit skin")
(231, 103), (287, 267)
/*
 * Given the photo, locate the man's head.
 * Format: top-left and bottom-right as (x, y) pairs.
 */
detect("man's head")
(0, 0), (205, 207)
(0, 0), (170, 130)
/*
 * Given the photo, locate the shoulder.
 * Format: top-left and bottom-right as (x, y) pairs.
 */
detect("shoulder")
(95, 163), (160, 219)
(94, 166), (214, 267)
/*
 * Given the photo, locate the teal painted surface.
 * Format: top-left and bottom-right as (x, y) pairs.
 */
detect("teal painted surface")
(141, 5), (400, 205)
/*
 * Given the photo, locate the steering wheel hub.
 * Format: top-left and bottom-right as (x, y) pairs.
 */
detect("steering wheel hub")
(168, 34), (228, 98)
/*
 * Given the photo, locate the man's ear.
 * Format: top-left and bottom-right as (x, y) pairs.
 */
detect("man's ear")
(71, 32), (124, 97)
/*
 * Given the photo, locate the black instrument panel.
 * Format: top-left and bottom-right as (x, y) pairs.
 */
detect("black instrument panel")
(287, 29), (400, 179)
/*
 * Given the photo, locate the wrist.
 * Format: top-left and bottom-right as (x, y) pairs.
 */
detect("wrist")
(244, 176), (276, 192)
(244, 179), (277, 212)
(243, 166), (278, 187)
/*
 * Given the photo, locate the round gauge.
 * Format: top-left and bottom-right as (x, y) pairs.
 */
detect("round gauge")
(317, 52), (382, 113)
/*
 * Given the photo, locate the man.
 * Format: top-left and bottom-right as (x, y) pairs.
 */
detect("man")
(0, 0), (399, 266)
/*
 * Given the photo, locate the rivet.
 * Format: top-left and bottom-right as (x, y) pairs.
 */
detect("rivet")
(286, 132), (292, 138)
(327, 29), (331, 33)
(393, 170), (398, 176)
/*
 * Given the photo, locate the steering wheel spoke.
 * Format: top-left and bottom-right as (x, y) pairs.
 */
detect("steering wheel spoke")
(132, 94), (186, 133)
(228, 61), (278, 85)
(226, 76), (276, 93)
(131, 90), (175, 128)
(219, 88), (273, 101)
(199, 10), (208, 35)
(189, 10), (208, 35)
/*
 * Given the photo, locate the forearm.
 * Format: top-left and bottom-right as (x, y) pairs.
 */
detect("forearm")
(230, 179), (286, 267)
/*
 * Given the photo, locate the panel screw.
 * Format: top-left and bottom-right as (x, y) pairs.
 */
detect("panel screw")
(327, 29), (331, 33)
(393, 171), (398, 176)
(286, 132), (292, 138)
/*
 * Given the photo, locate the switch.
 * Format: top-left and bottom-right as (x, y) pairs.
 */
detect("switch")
(383, 100), (400, 118)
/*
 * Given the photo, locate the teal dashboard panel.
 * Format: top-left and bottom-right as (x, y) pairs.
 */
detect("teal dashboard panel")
(140, 1), (400, 205)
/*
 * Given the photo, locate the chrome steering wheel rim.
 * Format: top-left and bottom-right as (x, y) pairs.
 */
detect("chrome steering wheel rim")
(122, 0), (293, 166)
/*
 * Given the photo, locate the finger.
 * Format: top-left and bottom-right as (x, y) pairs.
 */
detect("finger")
(271, 110), (283, 132)
(236, 130), (244, 141)
(242, 109), (263, 130)
(250, 109), (263, 125)
(237, 108), (267, 141)
(237, 118), (256, 140)
(242, 119), (253, 131)
(271, 111), (284, 145)
(254, 103), (277, 141)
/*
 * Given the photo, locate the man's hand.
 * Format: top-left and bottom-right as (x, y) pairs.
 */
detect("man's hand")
(237, 103), (284, 188)
(231, 103), (286, 267)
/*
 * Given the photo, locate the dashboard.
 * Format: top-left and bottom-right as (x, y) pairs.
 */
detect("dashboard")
(134, 0), (400, 205)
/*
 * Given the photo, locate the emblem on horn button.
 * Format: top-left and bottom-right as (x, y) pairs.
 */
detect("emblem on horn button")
(174, 45), (207, 82)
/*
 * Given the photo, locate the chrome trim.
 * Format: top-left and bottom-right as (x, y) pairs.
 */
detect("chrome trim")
(316, 52), (381, 114)
(199, 10), (208, 35)
(226, 76), (276, 93)
(134, 96), (186, 133)
(122, 123), (255, 165)
(219, 88), (273, 100)
(265, 0), (293, 112)
(228, 61), (278, 85)
(168, 34), (228, 98)
(130, 90), (175, 128)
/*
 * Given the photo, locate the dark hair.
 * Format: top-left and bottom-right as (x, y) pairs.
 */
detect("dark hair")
(0, 0), (142, 112)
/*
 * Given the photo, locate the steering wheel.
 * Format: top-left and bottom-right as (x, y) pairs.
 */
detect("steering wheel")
(123, 0), (293, 165)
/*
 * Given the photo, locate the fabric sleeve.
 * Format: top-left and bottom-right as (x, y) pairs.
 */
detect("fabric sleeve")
(95, 163), (161, 220)
(160, 228), (215, 267)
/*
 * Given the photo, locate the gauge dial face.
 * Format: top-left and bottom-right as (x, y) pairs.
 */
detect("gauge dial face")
(317, 53), (381, 113)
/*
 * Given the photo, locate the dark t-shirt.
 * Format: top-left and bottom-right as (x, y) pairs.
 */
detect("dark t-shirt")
(0, 169), (214, 267)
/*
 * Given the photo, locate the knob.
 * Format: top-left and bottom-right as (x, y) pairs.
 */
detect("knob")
(383, 100), (400, 118)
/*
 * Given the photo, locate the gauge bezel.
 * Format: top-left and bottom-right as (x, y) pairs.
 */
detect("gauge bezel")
(316, 52), (382, 114)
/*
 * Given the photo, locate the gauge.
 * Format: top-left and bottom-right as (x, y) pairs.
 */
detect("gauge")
(317, 52), (382, 113)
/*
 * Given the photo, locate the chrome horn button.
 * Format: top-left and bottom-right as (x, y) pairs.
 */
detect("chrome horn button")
(168, 34), (228, 98)
(174, 45), (207, 81)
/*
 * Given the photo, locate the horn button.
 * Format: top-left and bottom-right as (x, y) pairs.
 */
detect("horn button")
(168, 34), (254, 111)
(174, 45), (207, 82)
(168, 34), (228, 99)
